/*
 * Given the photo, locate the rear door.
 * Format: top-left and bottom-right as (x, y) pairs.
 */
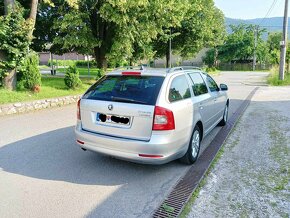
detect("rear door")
(80, 75), (164, 141)
(167, 74), (193, 139)
(188, 72), (212, 132)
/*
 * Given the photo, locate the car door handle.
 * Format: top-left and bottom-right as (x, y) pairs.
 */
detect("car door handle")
(199, 103), (203, 110)
(214, 98), (217, 102)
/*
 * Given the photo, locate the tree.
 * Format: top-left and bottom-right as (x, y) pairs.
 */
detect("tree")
(218, 24), (266, 63)
(153, 0), (226, 67)
(267, 32), (283, 64)
(51, 0), (188, 69)
(30, 1), (61, 53)
(0, 2), (30, 90)
(0, 0), (53, 89)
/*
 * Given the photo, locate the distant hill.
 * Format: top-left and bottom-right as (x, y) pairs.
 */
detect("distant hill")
(225, 17), (290, 39)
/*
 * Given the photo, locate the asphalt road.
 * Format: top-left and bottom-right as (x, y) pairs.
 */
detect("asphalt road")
(0, 72), (268, 218)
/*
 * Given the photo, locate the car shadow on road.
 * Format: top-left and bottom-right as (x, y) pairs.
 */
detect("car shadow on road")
(0, 126), (187, 186)
(0, 84), (249, 185)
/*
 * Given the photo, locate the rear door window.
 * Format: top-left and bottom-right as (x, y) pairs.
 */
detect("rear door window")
(82, 75), (164, 105)
(188, 73), (208, 96)
(168, 75), (191, 102)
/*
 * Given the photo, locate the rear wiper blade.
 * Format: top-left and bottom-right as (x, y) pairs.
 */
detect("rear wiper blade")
(111, 96), (146, 104)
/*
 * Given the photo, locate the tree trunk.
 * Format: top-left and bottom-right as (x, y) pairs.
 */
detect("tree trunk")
(214, 47), (218, 67)
(27, 0), (39, 39)
(166, 41), (170, 68)
(3, 69), (17, 90)
(3, 0), (17, 90)
(94, 46), (107, 69)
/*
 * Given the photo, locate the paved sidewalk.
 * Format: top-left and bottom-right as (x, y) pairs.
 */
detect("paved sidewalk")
(187, 86), (290, 217)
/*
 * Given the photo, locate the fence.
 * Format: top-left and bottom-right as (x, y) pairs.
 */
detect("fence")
(218, 63), (272, 71)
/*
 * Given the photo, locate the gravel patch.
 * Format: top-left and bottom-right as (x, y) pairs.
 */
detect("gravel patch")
(187, 87), (290, 218)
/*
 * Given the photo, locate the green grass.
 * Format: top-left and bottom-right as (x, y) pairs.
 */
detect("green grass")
(267, 67), (290, 86)
(0, 76), (95, 105)
(38, 65), (51, 69)
(56, 67), (101, 76)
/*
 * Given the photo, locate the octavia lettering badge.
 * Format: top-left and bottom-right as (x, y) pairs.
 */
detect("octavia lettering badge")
(108, 104), (113, 111)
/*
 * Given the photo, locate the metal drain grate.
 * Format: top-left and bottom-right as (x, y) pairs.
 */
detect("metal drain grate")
(152, 87), (259, 218)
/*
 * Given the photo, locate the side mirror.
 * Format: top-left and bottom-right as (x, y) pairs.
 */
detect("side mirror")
(220, 84), (228, 91)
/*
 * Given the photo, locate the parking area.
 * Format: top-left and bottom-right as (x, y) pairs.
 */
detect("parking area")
(0, 72), (268, 218)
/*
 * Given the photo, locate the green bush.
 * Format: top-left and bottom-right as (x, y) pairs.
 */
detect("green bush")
(19, 52), (42, 91)
(96, 69), (105, 79)
(206, 67), (217, 73)
(64, 66), (82, 89)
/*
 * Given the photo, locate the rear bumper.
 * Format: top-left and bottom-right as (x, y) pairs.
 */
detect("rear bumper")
(75, 121), (188, 164)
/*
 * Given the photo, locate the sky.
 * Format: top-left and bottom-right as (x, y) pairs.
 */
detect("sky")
(214, 0), (287, 20)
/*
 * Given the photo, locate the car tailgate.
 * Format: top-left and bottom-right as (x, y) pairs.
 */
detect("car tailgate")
(81, 99), (154, 141)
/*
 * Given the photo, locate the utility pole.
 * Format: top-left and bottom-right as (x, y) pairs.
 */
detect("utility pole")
(169, 28), (172, 68)
(279, 0), (289, 80)
(253, 26), (258, 71)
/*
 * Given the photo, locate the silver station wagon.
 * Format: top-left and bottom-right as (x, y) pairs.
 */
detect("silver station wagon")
(75, 66), (229, 164)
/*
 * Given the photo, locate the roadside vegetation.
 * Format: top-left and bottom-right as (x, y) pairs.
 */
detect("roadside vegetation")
(0, 77), (95, 105)
(267, 66), (290, 86)
(1, 0), (225, 92)
(57, 67), (101, 77)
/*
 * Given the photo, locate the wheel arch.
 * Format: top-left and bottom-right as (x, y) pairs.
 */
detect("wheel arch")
(195, 121), (203, 140)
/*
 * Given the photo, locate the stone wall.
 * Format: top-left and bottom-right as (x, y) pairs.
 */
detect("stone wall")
(0, 95), (81, 116)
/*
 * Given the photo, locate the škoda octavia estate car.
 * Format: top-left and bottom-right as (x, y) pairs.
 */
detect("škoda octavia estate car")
(75, 66), (229, 164)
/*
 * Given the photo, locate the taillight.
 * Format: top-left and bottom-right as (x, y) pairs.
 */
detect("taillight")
(152, 106), (175, 130)
(77, 99), (81, 120)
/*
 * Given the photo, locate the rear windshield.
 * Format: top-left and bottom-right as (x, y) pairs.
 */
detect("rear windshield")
(82, 75), (165, 105)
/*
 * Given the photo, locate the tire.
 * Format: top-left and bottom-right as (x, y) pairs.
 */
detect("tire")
(218, 104), (229, 126)
(180, 125), (201, 165)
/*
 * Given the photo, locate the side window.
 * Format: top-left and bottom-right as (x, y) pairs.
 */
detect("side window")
(206, 75), (219, 92)
(188, 73), (208, 96)
(169, 75), (191, 102)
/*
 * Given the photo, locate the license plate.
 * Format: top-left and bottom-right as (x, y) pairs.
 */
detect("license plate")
(96, 113), (131, 126)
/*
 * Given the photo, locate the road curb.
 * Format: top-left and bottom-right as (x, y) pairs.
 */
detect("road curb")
(152, 87), (260, 218)
(0, 95), (81, 117)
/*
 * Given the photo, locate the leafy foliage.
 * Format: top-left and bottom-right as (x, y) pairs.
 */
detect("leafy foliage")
(153, 0), (226, 63)
(218, 24), (266, 63)
(0, 5), (30, 85)
(203, 49), (215, 67)
(267, 32), (283, 64)
(18, 52), (41, 91)
(48, 0), (194, 68)
(64, 65), (82, 89)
